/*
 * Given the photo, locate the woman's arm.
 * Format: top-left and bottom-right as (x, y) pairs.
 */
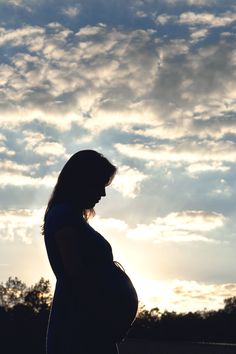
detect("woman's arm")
(54, 226), (86, 279)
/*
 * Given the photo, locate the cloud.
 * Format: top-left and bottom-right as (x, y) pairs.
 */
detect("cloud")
(0, 18), (235, 145)
(0, 64), (15, 86)
(0, 171), (57, 188)
(0, 133), (16, 156)
(126, 210), (225, 243)
(208, 178), (232, 197)
(7, 0), (24, 5)
(0, 24), (160, 132)
(0, 26), (45, 47)
(0, 150), (58, 187)
(179, 11), (236, 27)
(0, 109), (83, 131)
(0, 200), (232, 314)
(24, 130), (67, 157)
(90, 216), (128, 236)
(2, 0), (33, 11)
(0, 159), (39, 173)
(159, 0), (234, 8)
(135, 10), (148, 18)
(0, 208), (43, 244)
(185, 0), (217, 5)
(190, 28), (209, 40)
(115, 141), (236, 173)
(62, 6), (80, 18)
(0, 128), (67, 189)
(186, 162), (230, 175)
(136, 277), (236, 313)
(90, 210), (225, 244)
(112, 165), (148, 198)
(156, 14), (177, 25)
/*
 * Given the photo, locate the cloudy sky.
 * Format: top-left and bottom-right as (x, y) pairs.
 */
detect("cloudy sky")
(0, 0), (236, 313)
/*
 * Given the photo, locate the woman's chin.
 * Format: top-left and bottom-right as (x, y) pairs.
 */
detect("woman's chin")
(85, 201), (98, 208)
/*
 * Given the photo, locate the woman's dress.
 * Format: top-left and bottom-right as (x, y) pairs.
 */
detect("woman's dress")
(44, 203), (138, 354)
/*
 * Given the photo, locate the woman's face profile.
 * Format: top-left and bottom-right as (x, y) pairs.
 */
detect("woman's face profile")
(82, 179), (107, 208)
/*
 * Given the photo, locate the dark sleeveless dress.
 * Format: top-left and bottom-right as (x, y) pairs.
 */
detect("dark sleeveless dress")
(44, 203), (138, 354)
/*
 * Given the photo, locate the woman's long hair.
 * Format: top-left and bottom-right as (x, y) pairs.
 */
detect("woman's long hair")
(42, 150), (117, 234)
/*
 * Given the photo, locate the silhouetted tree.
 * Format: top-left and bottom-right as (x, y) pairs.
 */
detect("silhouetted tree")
(24, 277), (52, 313)
(224, 296), (236, 314)
(0, 277), (27, 308)
(130, 297), (236, 343)
(0, 277), (52, 354)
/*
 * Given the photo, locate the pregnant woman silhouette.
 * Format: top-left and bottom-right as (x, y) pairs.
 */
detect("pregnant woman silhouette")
(43, 150), (138, 354)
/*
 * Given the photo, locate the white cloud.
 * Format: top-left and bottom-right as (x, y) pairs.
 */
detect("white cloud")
(136, 277), (236, 313)
(0, 24), (160, 132)
(76, 24), (107, 37)
(179, 11), (236, 27)
(190, 28), (209, 40)
(0, 109), (83, 131)
(62, 6), (80, 18)
(0, 208), (44, 244)
(0, 64), (15, 85)
(23, 130), (67, 157)
(112, 165), (148, 198)
(0, 133), (6, 141)
(156, 14), (176, 25)
(0, 171), (57, 187)
(186, 161), (230, 175)
(115, 141), (236, 172)
(33, 142), (66, 156)
(0, 147), (15, 156)
(23, 131), (45, 148)
(126, 210), (224, 243)
(0, 26), (45, 47)
(0, 206), (230, 311)
(90, 216), (128, 236)
(7, 0), (24, 5)
(0, 134), (16, 156)
(90, 211), (224, 244)
(0, 157), (57, 187)
(0, 21), (235, 143)
(185, 0), (216, 5)
(0, 160), (39, 173)
(3, 0), (33, 11)
(136, 11), (148, 18)
(156, 0), (218, 4)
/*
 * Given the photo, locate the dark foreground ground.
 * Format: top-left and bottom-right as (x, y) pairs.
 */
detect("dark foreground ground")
(119, 339), (236, 354)
(2, 338), (236, 354)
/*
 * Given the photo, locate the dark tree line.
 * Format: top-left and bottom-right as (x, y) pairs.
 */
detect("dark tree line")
(0, 276), (236, 354)
(0, 277), (52, 354)
(129, 298), (236, 343)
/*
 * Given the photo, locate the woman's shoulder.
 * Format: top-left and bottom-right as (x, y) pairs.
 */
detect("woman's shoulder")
(44, 203), (83, 236)
(46, 202), (75, 217)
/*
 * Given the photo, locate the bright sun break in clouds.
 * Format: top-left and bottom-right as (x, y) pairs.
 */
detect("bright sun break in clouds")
(0, 0), (236, 312)
(91, 210), (225, 244)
